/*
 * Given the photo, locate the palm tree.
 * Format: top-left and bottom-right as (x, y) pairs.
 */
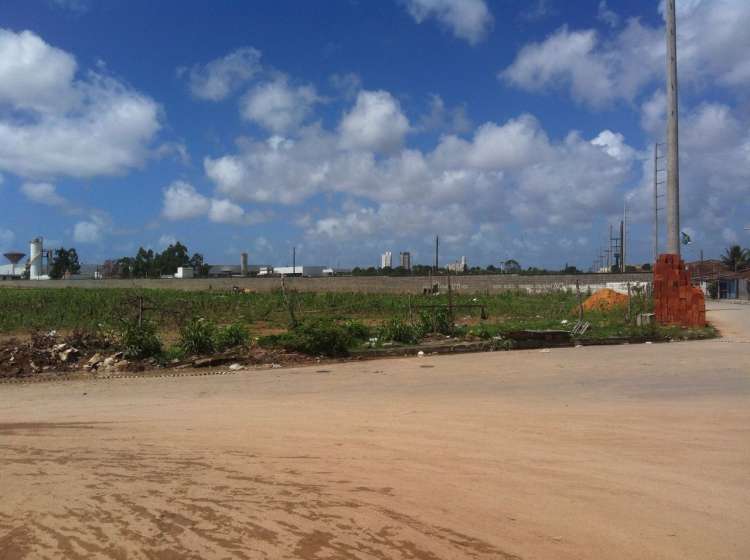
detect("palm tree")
(721, 245), (750, 271)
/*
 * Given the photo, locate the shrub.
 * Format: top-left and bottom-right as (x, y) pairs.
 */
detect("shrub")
(468, 323), (496, 339)
(342, 319), (371, 341)
(260, 318), (354, 356)
(120, 319), (162, 359)
(378, 317), (421, 344)
(179, 317), (217, 355)
(214, 323), (250, 351)
(418, 308), (455, 336)
(162, 345), (187, 362)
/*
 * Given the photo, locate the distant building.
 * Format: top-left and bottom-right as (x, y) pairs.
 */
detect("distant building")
(263, 266), (327, 277)
(323, 267), (352, 276)
(208, 264), (269, 277)
(688, 259), (750, 300)
(68, 264), (101, 280)
(447, 256), (467, 273)
(399, 251), (411, 271)
(0, 264), (23, 279)
(381, 251), (392, 269)
(208, 265), (241, 277)
(175, 267), (194, 279)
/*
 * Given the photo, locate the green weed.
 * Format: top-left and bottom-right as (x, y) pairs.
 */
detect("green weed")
(120, 319), (162, 359)
(378, 317), (422, 344)
(214, 323), (250, 351)
(179, 317), (217, 355)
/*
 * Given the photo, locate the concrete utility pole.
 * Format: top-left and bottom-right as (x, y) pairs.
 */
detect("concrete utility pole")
(666, 0), (680, 255)
(654, 144), (659, 260)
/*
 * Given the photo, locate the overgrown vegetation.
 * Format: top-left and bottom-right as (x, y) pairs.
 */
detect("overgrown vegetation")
(259, 318), (367, 357)
(0, 287), (715, 359)
(214, 322), (250, 351)
(0, 287), (588, 333)
(378, 317), (421, 344)
(120, 319), (162, 359)
(179, 318), (217, 355)
(178, 318), (250, 356)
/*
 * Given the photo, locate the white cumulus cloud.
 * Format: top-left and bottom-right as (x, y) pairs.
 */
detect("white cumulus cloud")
(73, 219), (104, 244)
(240, 76), (320, 133)
(501, 1), (750, 108)
(208, 198), (246, 224)
(186, 47), (262, 101)
(339, 90), (410, 153)
(400, 0), (493, 45)
(20, 182), (68, 207)
(204, 102), (638, 244)
(0, 29), (161, 180)
(500, 22), (662, 108)
(162, 181), (210, 220)
(0, 29), (77, 113)
(161, 180), (258, 225)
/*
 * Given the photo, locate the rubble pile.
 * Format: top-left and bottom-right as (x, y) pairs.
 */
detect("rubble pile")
(0, 330), (124, 378)
(82, 352), (135, 374)
(0, 330), (314, 379)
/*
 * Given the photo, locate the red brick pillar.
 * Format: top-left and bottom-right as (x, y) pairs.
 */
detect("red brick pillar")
(653, 254), (706, 327)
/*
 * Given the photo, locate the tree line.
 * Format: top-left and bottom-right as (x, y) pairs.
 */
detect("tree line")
(45, 242), (749, 279)
(104, 243), (209, 278)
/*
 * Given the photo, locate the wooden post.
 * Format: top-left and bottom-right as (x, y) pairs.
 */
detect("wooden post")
(280, 276), (297, 327)
(627, 282), (632, 323)
(447, 271), (454, 324)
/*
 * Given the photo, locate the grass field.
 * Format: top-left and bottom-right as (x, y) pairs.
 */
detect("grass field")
(0, 287), (574, 332)
(0, 286), (710, 343)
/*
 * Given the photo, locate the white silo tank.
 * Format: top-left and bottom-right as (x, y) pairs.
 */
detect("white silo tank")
(29, 238), (43, 279)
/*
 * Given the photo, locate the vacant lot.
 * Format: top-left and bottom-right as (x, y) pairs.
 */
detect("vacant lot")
(0, 303), (747, 559)
(0, 286), (592, 332)
(0, 285), (706, 341)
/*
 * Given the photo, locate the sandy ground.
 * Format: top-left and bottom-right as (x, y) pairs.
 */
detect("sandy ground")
(1, 303), (748, 560)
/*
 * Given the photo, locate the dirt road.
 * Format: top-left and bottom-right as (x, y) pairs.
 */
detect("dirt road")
(1, 304), (748, 559)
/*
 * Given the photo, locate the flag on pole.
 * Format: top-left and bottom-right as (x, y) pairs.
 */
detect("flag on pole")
(681, 231), (692, 245)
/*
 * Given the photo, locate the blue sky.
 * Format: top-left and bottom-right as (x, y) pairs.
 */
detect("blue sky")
(0, 0), (748, 269)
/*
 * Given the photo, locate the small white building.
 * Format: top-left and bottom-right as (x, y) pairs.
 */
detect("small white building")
(381, 251), (392, 269)
(175, 267), (194, 279)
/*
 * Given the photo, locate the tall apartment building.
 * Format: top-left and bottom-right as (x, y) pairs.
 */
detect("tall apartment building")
(380, 251), (392, 269)
(399, 251), (411, 270)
